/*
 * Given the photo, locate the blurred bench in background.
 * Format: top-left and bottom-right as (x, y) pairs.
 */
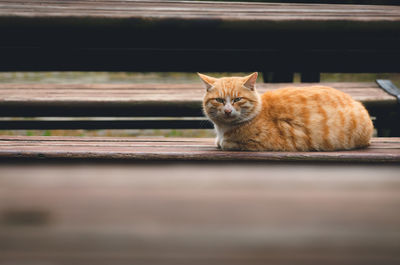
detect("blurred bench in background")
(0, 81), (399, 135)
(1, 163), (400, 265)
(1, 1), (400, 80)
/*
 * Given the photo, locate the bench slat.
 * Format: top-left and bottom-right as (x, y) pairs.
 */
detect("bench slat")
(1, 162), (399, 264)
(1, 1), (399, 21)
(0, 82), (396, 117)
(0, 136), (399, 163)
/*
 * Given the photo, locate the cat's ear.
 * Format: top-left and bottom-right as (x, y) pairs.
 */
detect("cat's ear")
(198, 73), (217, 91)
(243, 72), (258, 91)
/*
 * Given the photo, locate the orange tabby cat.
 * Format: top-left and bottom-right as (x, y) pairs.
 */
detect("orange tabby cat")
(199, 72), (373, 151)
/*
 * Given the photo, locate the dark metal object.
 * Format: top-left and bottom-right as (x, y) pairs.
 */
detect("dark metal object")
(376, 80), (400, 104)
(375, 80), (400, 136)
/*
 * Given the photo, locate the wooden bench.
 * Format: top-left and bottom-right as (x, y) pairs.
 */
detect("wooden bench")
(1, 1), (400, 81)
(3, 82), (394, 119)
(1, 163), (400, 264)
(0, 0), (400, 265)
(1, 1), (400, 135)
(1, 79), (399, 162)
(0, 135), (399, 163)
(0, 81), (399, 135)
(1, 2), (400, 264)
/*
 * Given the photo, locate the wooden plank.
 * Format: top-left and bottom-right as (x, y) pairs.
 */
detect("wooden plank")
(0, 136), (399, 162)
(0, 82), (396, 117)
(1, 1), (399, 21)
(0, 163), (400, 264)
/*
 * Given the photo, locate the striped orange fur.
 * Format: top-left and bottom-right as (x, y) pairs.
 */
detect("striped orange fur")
(199, 72), (373, 151)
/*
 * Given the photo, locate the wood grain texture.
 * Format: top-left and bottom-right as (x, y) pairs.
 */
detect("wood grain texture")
(0, 136), (399, 162)
(0, 82), (395, 117)
(1, 163), (400, 264)
(1, 0), (399, 22)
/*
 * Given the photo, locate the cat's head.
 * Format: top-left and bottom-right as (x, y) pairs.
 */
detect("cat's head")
(199, 72), (261, 125)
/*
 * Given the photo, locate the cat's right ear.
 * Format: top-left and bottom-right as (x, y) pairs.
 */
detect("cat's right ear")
(197, 73), (217, 92)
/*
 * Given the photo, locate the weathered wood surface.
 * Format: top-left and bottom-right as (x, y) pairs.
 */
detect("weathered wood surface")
(0, 82), (395, 117)
(1, 163), (400, 264)
(1, 1), (399, 72)
(0, 136), (399, 162)
(1, 0), (399, 22)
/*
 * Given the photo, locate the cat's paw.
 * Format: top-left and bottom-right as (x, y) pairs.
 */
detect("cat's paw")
(215, 137), (222, 149)
(216, 142), (222, 149)
(221, 140), (241, 151)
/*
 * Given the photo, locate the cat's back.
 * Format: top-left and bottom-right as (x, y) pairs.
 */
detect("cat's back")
(263, 85), (351, 108)
(262, 85), (360, 119)
(259, 85), (373, 151)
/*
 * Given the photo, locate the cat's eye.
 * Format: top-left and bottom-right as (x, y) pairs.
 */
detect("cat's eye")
(233, 97), (242, 103)
(215, 98), (225, 104)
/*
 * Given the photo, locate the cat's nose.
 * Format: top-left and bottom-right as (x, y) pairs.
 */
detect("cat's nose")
(224, 109), (232, 115)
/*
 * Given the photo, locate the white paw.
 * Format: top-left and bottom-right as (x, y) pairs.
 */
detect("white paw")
(215, 137), (221, 149)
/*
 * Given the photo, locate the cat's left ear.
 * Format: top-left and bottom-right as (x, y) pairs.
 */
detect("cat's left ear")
(243, 72), (258, 91)
(198, 73), (217, 92)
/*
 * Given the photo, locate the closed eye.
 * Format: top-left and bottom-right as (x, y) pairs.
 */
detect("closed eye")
(233, 97), (242, 103)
